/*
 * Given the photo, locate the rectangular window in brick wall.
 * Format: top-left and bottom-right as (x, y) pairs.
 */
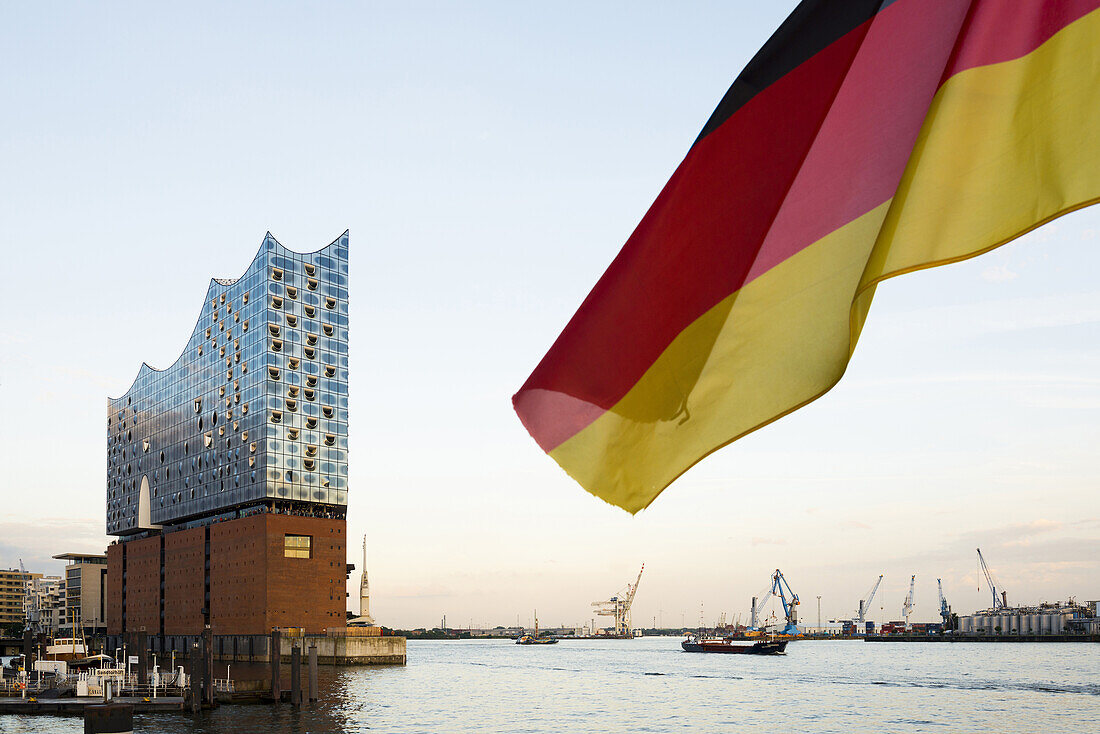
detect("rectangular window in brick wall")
(284, 534), (312, 559)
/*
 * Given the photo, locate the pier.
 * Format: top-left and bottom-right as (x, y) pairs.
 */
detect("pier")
(1, 627), (405, 722)
(0, 696), (184, 715)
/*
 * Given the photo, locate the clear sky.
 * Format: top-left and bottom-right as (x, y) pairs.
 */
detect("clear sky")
(1, 2), (1097, 630)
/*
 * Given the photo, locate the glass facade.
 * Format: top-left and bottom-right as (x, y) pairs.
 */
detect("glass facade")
(106, 232), (350, 536)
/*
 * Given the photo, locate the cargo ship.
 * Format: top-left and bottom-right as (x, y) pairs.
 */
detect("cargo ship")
(681, 633), (788, 655)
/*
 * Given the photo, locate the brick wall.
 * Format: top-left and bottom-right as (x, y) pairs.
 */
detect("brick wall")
(164, 527), (205, 635)
(106, 544), (123, 635)
(210, 515), (267, 635)
(126, 535), (162, 633)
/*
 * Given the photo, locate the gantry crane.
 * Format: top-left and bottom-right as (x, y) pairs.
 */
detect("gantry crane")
(750, 569), (800, 635)
(858, 574), (884, 625)
(902, 575), (916, 629)
(976, 548), (1007, 611)
(937, 578), (951, 627)
(591, 563), (644, 637)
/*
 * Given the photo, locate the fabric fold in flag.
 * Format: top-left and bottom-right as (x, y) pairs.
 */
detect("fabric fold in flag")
(514, 0), (1100, 513)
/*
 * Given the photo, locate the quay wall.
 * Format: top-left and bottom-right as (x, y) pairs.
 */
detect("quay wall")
(103, 632), (406, 666)
(279, 635), (406, 665)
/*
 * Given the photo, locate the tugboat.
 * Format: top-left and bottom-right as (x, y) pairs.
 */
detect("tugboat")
(516, 611), (558, 645)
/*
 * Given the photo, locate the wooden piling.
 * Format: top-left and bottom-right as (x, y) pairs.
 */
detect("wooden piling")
(190, 642), (202, 714)
(137, 630), (149, 686)
(22, 630), (33, 670)
(269, 630), (281, 702)
(290, 644), (301, 707)
(308, 644), (318, 702)
(202, 626), (214, 705)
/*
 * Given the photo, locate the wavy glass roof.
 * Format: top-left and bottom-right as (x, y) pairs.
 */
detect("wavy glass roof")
(106, 232), (350, 536)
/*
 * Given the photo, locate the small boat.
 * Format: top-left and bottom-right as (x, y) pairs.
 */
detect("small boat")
(68, 654), (117, 670)
(515, 634), (558, 645)
(516, 610), (558, 645)
(681, 633), (788, 655)
(45, 636), (89, 662)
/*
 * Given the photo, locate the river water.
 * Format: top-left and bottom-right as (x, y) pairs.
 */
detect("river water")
(4, 638), (1097, 732)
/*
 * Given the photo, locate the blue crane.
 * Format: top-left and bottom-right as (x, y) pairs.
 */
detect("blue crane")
(750, 569), (801, 635)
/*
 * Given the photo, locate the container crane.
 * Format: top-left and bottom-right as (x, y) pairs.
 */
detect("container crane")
(858, 574), (884, 625)
(902, 575), (916, 630)
(591, 563), (644, 637)
(976, 548), (1007, 611)
(750, 569), (800, 635)
(937, 578), (951, 627)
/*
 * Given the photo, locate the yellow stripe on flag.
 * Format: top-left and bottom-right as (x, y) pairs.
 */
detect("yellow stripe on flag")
(551, 203), (892, 513)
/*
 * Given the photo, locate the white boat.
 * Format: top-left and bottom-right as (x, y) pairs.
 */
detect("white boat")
(45, 637), (88, 662)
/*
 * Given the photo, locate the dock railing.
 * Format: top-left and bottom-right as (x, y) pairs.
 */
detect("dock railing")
(1, 670), (194, 700)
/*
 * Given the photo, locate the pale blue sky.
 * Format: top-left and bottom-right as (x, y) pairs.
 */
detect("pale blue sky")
(1, 2), (1097, 629)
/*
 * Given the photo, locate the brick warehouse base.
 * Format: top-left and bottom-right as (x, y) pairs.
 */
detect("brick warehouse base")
(108, 514), (347, 636)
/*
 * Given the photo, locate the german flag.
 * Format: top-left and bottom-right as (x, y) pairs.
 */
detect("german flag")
(513, 0), (1100, 513)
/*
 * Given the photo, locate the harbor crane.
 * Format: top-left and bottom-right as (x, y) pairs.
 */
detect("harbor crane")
(976, 548), (1007, 610)
(591, 563), (644, 637)
(750, 569), (800, 635)
(937, 578), (951, 627)
(858, 574), (884, 625)
(902, 575), (916, 630)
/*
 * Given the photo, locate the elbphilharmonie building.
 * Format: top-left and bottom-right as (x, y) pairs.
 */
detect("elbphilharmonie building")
(106, 232), (351, 637)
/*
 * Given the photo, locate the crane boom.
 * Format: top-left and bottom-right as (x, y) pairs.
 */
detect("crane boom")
(751, 588), (774, 629)
(902, 575), (916, 629)
(976, 548), (1007, 610)
(858, 574), (884, 624)
(625, 563), (644, 606)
